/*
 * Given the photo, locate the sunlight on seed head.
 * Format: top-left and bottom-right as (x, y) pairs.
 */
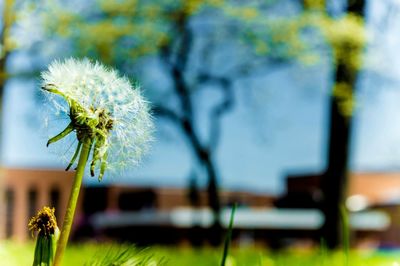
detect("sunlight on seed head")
(41, 58), (154, 180)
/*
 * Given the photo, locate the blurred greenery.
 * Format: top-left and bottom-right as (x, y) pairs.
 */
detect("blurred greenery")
(1, 241), (400, 266)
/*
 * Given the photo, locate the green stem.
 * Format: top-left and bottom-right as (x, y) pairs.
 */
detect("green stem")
(220, 203), (237, 266)
(65, 141), (82, 171)
(53, 139), (91, 266)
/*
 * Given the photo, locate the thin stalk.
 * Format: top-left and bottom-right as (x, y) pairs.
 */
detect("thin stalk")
(65, 141), (82, 171)
(220, 203), (237, 266)
(53, 139), (91, 266)
(340, 205), (350, 266)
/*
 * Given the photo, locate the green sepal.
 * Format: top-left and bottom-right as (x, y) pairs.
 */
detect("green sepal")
(47, 123), (74, 147)
(32, 228), (59, 266)
(98, 151), (108, 182)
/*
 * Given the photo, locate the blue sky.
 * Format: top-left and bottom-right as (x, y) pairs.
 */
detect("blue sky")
(4, 1), (400, 195)
(3, 57), (331, 194)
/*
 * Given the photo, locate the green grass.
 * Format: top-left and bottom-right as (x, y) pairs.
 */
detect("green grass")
(0, 241), (162, 265)
(1, 241), (400, 266)
(156, 247), (400, 266)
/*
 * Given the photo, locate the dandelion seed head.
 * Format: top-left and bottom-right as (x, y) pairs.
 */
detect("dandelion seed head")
(41, 58), (153, 178)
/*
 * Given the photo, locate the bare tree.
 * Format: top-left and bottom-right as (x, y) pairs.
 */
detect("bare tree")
(40, 0), (270, 244)
(153, 14), (235, 244)
(40, 0), (320, 244)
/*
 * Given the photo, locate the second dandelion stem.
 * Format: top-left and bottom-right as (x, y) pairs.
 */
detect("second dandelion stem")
(53, 139), (92, 266)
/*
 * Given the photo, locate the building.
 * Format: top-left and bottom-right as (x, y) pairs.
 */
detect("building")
(1, 167), (275, 242)
(276, 172), (400, 246)
(96, 185), (274, 212)
(276, 172), (400, 208)
(2, 167), (400, 246)
(2, 168), (74, 242)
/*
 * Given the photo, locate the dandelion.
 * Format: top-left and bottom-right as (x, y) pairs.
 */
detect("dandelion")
(28, 207), (60, 266)
(42, 57), (153, 181)
(40, 58), (153, 265)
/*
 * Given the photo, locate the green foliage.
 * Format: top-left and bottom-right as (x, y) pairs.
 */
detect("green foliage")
(40, 0), (317, 67)
(2, 242), (400, 266)
(20, 1), (367, 115)
(223, 5), (314, 63)
(320, 14), (365, 70)
(1, 0), (18, 58)
(84, 245), (166, 266)
(39, 0), (366, 118)
(40, 0), (228, 65)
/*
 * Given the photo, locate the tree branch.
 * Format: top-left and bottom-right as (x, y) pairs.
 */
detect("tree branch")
(152, 105), (182, 124)
(196, 73), (234, 150)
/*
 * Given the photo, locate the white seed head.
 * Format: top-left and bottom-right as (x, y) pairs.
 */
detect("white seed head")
(41, 58), (153, 178)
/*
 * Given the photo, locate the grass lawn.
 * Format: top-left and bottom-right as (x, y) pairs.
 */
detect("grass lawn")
(1, 241), (400, 265)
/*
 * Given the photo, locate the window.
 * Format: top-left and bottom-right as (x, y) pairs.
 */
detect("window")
(50, 187), (60, 221)
(5, 188), (14, 238)
(28, 188), (38, 220)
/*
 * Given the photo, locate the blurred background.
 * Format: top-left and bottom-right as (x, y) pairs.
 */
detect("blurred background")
(1, 0), (400, 251)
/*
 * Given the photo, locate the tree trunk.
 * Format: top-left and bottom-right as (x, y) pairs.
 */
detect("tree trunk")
(180, 118), (222, 245)
(321, 0), (365, 249)
(166, 19), (223, 243)
(0, 0), (13, 239)
(201, 149), (222, 245)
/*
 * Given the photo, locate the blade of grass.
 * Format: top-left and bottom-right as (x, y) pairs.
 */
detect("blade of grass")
(340, 204), (350, 266)
(319, 238), (327, 266)
(220, 203), (237, 266)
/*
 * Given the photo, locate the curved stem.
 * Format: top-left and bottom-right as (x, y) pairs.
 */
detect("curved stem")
(65, 141), (82, 171)
(47, 123), (74, 147)
(53, 139), (91, 266)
